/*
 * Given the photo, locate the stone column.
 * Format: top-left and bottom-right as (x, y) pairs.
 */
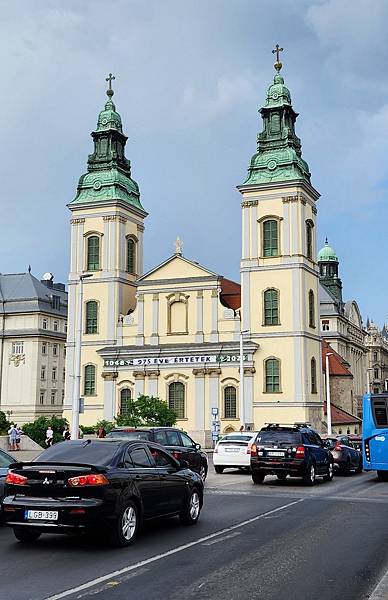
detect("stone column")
(193, 368), (206, 431)
(195, 291), (204, 343)
(102, 373), (118, 420)
(136, 293), (145, 346)
(150, 293), (159, 345)
(210, 289), (219, 343)
(243, 367), (255, 427)
(147, 371), (159, 397)
(133, 371), (145, 398)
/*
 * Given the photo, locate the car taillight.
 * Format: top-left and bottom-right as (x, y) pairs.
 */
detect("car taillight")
(295, 446), (305, 458)
(67, 474), (109, 487)
(250, 444), (257, 457)
(5, 471), (27, 485)
(172, 451), (181, 460)
(335, 443), (343, 451)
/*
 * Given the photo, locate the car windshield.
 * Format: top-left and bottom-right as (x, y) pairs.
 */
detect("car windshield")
(33, 441), (122, 466)
(107, 430), (152, 441)
(219, 435), (253, 443)
(0, 450), (13, 468)
(256, 431), (303, 445)
(324, 438), (337, 449)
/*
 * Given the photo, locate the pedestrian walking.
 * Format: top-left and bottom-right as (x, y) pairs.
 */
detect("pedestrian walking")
(8, 424), (18, 451)
(97, 425), (106, 438)
(45, 426), (54, 447)
(63, 426), (71, 441)
(15, 425), (22, 451)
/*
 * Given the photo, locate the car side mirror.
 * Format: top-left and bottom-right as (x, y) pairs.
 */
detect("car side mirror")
(179, 459), (189, 470)
(194, 443), (201, 451)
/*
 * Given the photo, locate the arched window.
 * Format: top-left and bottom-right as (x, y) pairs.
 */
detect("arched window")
(85, 301), (98, 334)
(311, 358), (317, 394)
(308, 290), (315, 328)
(264, 289), (279, 325)
(120, 388), (131, 416)
(168, 382), (185, 419)
(263, 220), (279, 257)
(224, 386), (237, 419)
(265, 358), (280, 393)
(84, 364), (96, 396)
(127, 238), (136, 274)
(87, 236), (100, 271)
(306, 221), (313, 260)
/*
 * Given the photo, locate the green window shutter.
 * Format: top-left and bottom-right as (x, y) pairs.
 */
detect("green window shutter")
(120, 388), (131, 416)
(224, 386), (237, 419)
(265, 359), (280, 393)
(84, 365), (96, 396)
(263, 220), (278, 257)
(311, 358), (317, 394)
(127, 239), (136, 274)
(264, 289), (279, 325)
(87, 236), (100, 271)
(85, 301), (98, 334)
(168, 382), (185, 419)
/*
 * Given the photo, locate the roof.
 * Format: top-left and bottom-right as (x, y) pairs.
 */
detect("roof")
(324, 403), (361, 425)
(322, 340), (352, 377)
(317, 239), (338, 262)
(0, 272), (67, 315)
(220, 278), (241, 311)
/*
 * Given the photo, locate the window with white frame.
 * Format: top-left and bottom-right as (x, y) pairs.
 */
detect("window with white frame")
(52, 367), (57, 381)
(51, 391), (56, 405)
(322, 320), (330, 332)
(53, 320), (59, 332)
(11, 341), (24, 355)
(42, 342), (47, 355)
(40, 365), (46, 380)
(53, 344), (58, 356)
(39, 391), (45, 405)
(42, 318), (47, 330)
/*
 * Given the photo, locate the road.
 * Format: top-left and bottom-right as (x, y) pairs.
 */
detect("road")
(1, 465), (388, 600)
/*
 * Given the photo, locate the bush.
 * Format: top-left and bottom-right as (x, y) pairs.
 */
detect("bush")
(115, 395), (177, 427)
(22, 416), (68, 447)
(96, 419), (114, 434)
(80, 425), (96, 435)
(0, 411), (11, 435)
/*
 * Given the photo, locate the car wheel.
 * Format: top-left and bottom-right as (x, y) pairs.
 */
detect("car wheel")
(277, 473), (287, 481)
(180, 488), (201, 525)
(109, 500), (139, 547)
(323, 461), (334, 482)
(355, 457), (363, 474)
(214, 466), (224, 474)
(13, 527), (41, 543)
(302, 463), (316, 486)
(252, 470), (265, 484)
(199, 464), (207, 482)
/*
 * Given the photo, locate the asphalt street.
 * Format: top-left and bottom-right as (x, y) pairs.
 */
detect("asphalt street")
(1, 465), (388, 600)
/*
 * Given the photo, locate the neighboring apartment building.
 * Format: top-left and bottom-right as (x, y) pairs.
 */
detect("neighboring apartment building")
(318, 240), (367, 417)
(365, 320), (388, 397)
(0, 271), (68, 423)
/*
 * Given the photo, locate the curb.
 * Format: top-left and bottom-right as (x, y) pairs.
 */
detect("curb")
(369, 568), (388, 599)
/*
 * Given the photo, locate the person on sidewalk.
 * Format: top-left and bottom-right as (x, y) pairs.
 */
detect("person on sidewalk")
(63, 426), (71, 441)
(45, 426), (54, 447)
(8, 424), (18, 451)
(15, 425), (22, 451)
(97, 425), (106, 438)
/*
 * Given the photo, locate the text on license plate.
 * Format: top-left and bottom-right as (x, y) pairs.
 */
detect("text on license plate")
(25, 510), (58, 521)
(225, 448), (239, 452)
(267, 451), (285, 457)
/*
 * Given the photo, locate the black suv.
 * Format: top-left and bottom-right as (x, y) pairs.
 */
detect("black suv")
(250, 424), (334, 486)
(107, 427), (208, 481)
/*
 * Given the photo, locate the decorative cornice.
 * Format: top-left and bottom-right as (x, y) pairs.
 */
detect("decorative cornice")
(101, 372), (118, 380)
(192, 368), (206, 376)
(241, 200), (259, 208)
(137, 224), (145, 232)
(70, 218), (85, 225)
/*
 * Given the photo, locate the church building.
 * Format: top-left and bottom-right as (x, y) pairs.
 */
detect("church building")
(64, 55), (324, 445)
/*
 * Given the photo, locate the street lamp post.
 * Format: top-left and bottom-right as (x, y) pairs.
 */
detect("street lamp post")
(71, 273), (93, 440)
(325, 352), (333, 435)
(239, 327), (249, 429)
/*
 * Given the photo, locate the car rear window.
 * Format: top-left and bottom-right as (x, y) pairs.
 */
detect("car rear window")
(220, 435), (253, 442)
(34, 441), (122, 466)
(107, 430), (152, 441)
(324, 438), (337, 449)
(256, 431), (303, 445)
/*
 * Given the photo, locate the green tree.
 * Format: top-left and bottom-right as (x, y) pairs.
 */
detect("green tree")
(22, 416), (68, 447)
(115, 395), (177, 427)
(0, 411), (11, 435)
(95, 419), (114, 434)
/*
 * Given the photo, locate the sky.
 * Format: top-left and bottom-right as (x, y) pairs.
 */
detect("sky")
(0, 0), (387, 326)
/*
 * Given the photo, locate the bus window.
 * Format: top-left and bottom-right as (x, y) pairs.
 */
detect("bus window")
(372, 399), (388, 428)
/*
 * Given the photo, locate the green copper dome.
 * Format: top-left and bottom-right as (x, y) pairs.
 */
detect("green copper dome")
(243, 56), (311, 186)
(70, 78), (145, 213)
(317, 239), (338, 262)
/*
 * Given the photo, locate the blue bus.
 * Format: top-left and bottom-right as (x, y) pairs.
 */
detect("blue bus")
(363, 393), (388, 480)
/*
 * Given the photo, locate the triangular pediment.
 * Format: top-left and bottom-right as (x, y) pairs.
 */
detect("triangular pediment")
(138, 255), (219, 283)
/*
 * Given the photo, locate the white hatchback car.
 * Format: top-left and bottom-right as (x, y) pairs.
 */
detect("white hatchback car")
(213, 432), (258, 473)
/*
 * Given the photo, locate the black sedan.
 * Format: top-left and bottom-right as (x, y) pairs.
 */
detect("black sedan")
(2, 439), (203, 547)
(0, 448), (15, 518)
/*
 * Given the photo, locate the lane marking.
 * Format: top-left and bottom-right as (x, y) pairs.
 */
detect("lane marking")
(369, 567), (388, 599)
(45, 498), (303, 600)
(202, 531), (241, 545)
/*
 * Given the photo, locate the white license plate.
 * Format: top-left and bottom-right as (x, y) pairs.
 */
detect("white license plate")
(25, 510), (58, 521)
(267, 451), (285, 457)
(225, 448), (239, 453)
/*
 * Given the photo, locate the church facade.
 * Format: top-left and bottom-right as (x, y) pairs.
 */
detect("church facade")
(64, 57), (325, 444)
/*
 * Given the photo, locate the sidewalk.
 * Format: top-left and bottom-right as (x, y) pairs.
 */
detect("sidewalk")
(8, 449), (41, 462)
